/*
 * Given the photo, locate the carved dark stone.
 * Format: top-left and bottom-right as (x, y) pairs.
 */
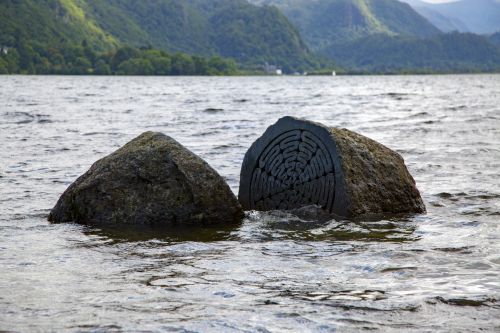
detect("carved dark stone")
(239, 117), (425, 218)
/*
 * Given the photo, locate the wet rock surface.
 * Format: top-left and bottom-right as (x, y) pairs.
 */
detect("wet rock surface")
(239, 116), (425, 218)
(49, 131), (244, 225)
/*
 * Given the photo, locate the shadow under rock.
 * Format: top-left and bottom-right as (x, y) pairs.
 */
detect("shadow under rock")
(82, 222), (241, 243)
(244, 205), (420, 243)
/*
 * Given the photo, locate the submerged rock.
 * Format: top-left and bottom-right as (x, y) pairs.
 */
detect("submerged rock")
(238, 116), (425, 219)
(49, 132), (244, 226)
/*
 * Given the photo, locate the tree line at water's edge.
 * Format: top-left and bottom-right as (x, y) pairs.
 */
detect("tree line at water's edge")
(0, 40), (238, 76)
(2, 35), (500, 76)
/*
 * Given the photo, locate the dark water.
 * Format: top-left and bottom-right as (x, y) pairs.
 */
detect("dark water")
(0, 75), (499, 332)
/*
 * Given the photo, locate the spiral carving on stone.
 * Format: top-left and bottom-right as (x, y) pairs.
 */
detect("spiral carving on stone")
(249, 129), (336, 211)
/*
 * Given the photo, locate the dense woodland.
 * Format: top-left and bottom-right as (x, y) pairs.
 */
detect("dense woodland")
(0, 39), (238, 75)
(326, 32), (500, 73)
(0, 0), (319, 74)
(1, 0), (499, 75)
(250, 0), (500, 73)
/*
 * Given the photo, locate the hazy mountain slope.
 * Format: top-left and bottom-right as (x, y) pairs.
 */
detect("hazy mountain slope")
(324, 32), (500, 72)
(490, 32), (500, 46)
(248, 0), (441, 51)
(430, 0), (500, 34)
(407, 5), (469, 33)
(367, 0), (440, 37)
(401, 0), (500, 34)
(399, 0), (469, 32)
(249, 0), (499, 73)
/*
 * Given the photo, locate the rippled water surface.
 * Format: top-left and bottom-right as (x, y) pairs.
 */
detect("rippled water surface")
(1, 75), (499, 332)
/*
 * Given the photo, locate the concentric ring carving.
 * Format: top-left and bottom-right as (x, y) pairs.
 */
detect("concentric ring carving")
(249, 130), (336, 211)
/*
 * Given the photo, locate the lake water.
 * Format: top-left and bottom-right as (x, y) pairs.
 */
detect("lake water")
(0, 75), (499, 332)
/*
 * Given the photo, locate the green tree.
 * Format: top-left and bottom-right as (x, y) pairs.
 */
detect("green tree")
(16, 39), (36, 72)
(94, 59), (111, 75)
(4, 48), (20, 73)
(171, 53), (195, 75)
(149, 56), (171, 75)
(208, 56), (237, 75)
(117, 58), (154, 75)
(0, 57), (9, 74)
(141, 49), (171, 75)
(82, 40), (97, 65)
(48, 48), (64, 66)
(62, 46), (85, 66)
(111, 46), (140, 70)
(35, 57), (51, 74)
(192, 56), (209, 75)
(72, 57), (92, 74)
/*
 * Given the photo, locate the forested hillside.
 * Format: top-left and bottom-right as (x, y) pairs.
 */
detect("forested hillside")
(0, 0), (318, 73)
(250, 0), (500, 73)
(326, 32), (500, 73)
(1, 0), (499, 75)
(249, 0), (440, 50)
(0, 0), (117, 50)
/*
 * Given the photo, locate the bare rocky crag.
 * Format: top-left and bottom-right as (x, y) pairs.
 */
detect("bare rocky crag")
(239, 116), (425, 219)
(49, 132), (244, 226)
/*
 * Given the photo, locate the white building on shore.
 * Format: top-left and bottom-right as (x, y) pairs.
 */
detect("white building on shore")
(264, 62), (282, 75)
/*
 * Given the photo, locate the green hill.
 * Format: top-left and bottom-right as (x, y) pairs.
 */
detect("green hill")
(250, 0), (500, 73)
(325, 32), (500, 73)
(248, 0), (441, 51)
(80, 0), (214, 55)
(1, 0), (498, 75)
(0, 0), (317, 72)
(0, 0), (118, 50)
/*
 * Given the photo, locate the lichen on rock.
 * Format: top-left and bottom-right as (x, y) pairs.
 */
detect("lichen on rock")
(330, 127), (425, 217)
(49, 131), (244, 226)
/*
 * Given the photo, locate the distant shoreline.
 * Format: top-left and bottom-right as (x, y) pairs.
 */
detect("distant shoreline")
(1, 72), (499, 77)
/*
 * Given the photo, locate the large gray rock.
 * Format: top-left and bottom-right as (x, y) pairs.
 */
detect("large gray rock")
(49, 132), (244, 226)
(239, 116), (425, 219)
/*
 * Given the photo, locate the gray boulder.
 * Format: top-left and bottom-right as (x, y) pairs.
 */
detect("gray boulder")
(239, 116), (425, 219)
(49, 132), (244, 226)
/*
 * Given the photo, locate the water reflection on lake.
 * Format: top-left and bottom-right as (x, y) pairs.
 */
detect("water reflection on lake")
(0, 75), (499, 332)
